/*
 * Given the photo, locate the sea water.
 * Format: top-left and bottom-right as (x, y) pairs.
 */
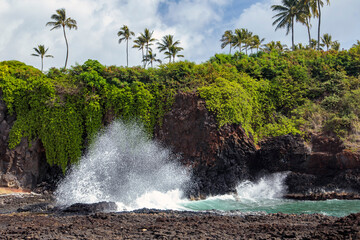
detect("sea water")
(55, 121), (360, 217)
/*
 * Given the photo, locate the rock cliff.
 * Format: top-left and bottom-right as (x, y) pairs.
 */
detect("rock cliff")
(154, 92), (256, 198)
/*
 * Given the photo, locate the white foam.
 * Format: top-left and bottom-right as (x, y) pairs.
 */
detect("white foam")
(236, 172), (288, 200)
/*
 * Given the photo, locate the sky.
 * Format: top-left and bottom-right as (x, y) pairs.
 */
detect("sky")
(0, 0), (359, 71)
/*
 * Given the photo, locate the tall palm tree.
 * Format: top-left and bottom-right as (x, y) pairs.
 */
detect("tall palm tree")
(220, 30), (235, 54)
(31, 45), (53, 72)
(46, 8), (77, 69)
(133, 36), (146, 66)
(298, 0), (317, 46)
(117, 25), (135, 67)
(271, 0), (301, 51)
(157, 35), (181, 63)
(140, 28), (156, 67)
(321, 33), (332, 51)
(233, 28), (246, 53)
(241, 29), (253, 55)
(316, 0), (330, 50)
(165, 45), (184, 63)
(143, 50), (162, 68)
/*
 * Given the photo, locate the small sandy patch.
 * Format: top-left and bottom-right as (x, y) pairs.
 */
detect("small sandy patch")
(0, 187), (31, 195)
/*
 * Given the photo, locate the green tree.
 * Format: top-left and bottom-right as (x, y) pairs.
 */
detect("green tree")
(143, 50), (162, 68)
(242, 29), (253, 55)
(321, 33), (332, 51)
(157, 35), (181, 63)
(352, 40), (360, 48)
(251, 35), (265, 53)
(233, 28), (247, 53)
(264, 41), (288, 52)
(46, 8), (77, 69)
(220, 30), (235, 54)
(117, 25), (135, 67)
(140, 28), (156, 67)
(271, 0), (301, 50)
(165, 45), (184, 63)
(316, 0), (330, 50)
(331, 41), (340, 51)
(31, 45), (54, 72)
(133, 35), (146, 66)
(298, 0), (317, 46)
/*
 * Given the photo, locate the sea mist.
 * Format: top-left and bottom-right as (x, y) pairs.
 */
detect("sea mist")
(55, 120), (190, 210)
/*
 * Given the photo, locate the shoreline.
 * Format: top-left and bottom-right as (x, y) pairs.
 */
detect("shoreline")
(1, 191), (359, 238)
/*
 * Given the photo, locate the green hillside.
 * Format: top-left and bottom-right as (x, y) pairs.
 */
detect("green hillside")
(1, 47), (360, 172)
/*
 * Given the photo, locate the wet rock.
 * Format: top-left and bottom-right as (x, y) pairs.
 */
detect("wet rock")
(62, 202), (118, 214)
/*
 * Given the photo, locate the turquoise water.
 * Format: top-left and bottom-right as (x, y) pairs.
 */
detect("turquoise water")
(182, 197), (360, 217)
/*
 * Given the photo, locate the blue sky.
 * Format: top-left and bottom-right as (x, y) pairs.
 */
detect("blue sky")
(0, 0), (359, 70)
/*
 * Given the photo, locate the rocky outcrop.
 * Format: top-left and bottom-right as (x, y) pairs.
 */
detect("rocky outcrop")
(155, 92), (256, 198)
(255, 133), (360, 195)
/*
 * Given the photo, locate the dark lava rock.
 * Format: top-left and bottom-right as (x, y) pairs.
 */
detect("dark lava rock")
(252, 134), (309, 174)
(17, 202), (56, 213)
(62, 201), (117, 214)
(154, 92), (256, 198)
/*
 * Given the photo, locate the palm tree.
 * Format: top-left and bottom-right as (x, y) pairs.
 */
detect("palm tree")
(353, 40), (360, 48)
(250, 35), (264, 53)
(271, 0), (301, 50)
(321, 33), (332, 51)
(117, 25), (135, 67)
(165, 45), (184, 63)
(220, 30), (235, 54)
(140, 28), (156, 67)
(46, 8), (77, 69)
(316, 0), (330, 50)
(264, 41), (288, 52)
(31, 45), (53, 72)
(242, 29), (253, 55)
(143, 50), (162, 68)
(133, 36), (146, 66)
(233, 28), (246, 53)
(331, 41), (340, 51)
(157, 35), (181, 63)
(298, 0), (317, 46)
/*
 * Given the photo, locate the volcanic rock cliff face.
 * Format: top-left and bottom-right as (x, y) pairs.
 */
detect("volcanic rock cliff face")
(154, 92), (256, 198)
(0, 92), (60, 190)
(156, 92), (360, 198)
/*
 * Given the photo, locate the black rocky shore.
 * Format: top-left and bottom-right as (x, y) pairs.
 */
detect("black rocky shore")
(0, 193), (359, 239)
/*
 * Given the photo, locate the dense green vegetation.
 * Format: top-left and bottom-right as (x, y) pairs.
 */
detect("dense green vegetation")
(1, 46), (360, 172)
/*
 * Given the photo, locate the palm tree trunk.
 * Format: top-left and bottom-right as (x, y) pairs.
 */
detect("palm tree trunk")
(306, 17), (312, 46)
(141, 48), (144, 66)
(62, 26), (69, 69)
(292, 17), (295, 51)
(126, 40), (129, 67)
(41, 56), (43, 72)
(144, 45), (149, 68)
(229, 45), (232, 54)
(317, 0), (321, 50)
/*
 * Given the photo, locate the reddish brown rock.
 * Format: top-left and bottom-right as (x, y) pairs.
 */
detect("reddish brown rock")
(154, 92), (256, 198)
